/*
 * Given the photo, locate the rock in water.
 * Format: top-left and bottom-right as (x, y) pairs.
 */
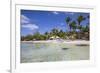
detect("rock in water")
(62, 48), (69, 50)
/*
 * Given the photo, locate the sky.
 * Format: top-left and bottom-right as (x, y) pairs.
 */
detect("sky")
(21, 10), (89, 36)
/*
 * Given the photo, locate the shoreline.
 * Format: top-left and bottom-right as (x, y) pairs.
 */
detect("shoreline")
(21, 40), (89, 45)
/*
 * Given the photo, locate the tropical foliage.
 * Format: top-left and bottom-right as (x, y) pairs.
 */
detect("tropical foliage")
(21, 15), (89, 41)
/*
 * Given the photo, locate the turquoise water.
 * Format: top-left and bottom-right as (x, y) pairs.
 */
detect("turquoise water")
(21, 42), (89, 63)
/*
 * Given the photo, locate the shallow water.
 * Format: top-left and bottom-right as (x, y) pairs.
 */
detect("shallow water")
(21, 42), (89, 63)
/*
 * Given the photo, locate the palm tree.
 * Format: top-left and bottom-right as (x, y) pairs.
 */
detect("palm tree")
(68, 21), (77, 39)
(21, 36), (25, 41)
(81, 25), (89, 40)
(70, 21), (77, 32)
(77, 15), (85, 39)
(51, 28), (59, 38)
(81, 25), (89, 32)
(58, 30), (66, 39)
(66, 17), (71, 31)
(44, 32), (49, 40)
(77, 15), (85, 26)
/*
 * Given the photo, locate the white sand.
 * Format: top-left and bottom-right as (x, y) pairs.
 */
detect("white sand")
(21, 40), (89, 45)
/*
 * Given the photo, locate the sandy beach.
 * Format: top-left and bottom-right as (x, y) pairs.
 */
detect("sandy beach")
(21, 40), (89, 45)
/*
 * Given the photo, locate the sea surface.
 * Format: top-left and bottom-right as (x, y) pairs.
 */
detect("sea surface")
(21, 42), (89, 63)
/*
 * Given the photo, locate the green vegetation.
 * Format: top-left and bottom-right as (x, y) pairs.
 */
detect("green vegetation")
(21, 15), (89, 41)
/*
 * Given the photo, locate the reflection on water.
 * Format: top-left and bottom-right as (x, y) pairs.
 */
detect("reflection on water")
(21, 42), (89, 63)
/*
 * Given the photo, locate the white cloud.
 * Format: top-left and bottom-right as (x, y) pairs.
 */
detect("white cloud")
(22, 24), (39, 30)
(52, 11), (59, 15)
(65, 12), (75, 15)
(21, 15), (39, 30)
(21, 15), (30, 24)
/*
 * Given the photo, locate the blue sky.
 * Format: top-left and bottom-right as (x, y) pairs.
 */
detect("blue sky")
(21, 10), (89, 36)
